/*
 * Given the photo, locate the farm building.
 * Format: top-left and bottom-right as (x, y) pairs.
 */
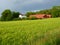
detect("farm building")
(19, 14), (27, 19)
(29, 14), (52, 19)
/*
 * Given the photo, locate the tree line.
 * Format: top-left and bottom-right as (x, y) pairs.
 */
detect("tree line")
(25, 6), (60, 18)
(0, 6), (60, 21)
(0, 9), (20, 21)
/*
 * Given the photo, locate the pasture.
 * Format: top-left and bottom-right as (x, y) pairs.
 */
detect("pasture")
(0, 18), (60, 45)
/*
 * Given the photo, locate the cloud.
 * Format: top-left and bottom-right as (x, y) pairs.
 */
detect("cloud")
(0, 0), (60, 15)
(15, 0), (57, 7)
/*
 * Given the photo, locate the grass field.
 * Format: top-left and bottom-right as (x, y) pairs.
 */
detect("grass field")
(0, 18), (60, 45)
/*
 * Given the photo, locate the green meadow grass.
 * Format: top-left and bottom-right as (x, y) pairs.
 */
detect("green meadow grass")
(0, 18), (60, 45)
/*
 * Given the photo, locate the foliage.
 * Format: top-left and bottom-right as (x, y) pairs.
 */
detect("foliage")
(51, 6), (60, 17)
(1, 6), (60, 21)
(36, 9), (52, 14)
(21, 17), (27, 20)
(25, 12), (36, 17)
(1, 9), (20, 21)
(12, 11), (20, 19)
(25, 6), (60, 18)
(12, 18), (22, 21)
(1, 9), (12, 21)
(30, 16), (37, 20)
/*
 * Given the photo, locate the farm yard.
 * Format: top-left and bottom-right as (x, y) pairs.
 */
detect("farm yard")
(0, 18), (60, 45)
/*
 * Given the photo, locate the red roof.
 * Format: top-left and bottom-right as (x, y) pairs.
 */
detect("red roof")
(29, 14), (51, 18)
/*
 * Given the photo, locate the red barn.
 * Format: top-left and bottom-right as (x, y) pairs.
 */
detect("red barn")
(29, 14), (51, 19)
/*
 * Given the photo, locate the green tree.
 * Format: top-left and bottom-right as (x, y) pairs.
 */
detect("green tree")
(1, 9), (21, 21)
(1, 9), (12, 21)
(36, 9), (52, 14)
(25, 12), (36, 17)
(51, 6), (60, 17)
(12, 11), (20, 19)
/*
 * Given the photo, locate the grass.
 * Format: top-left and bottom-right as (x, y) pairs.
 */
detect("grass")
(0, 18), (60, 45)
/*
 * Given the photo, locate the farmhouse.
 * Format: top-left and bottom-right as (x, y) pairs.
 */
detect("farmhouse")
(19, 14), (27, 19)
(29, 14), (51, 19)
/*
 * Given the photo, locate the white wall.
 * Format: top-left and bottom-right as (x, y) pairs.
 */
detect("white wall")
(19, 15), (27, 19)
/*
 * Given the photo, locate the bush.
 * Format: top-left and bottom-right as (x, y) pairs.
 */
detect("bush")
(30, 16), (37, 20)
(12, 18), (22, 21)
(21, 17), (27, 20)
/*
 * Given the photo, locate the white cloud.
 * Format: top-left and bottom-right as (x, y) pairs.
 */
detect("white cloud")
(30, 10), (40, 12)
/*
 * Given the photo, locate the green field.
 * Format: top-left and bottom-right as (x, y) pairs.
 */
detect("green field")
(0, 18), (60, 45)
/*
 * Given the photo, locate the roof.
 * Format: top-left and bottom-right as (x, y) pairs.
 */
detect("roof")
(19, 13), (24, 16)
(29, 14), (51, 18)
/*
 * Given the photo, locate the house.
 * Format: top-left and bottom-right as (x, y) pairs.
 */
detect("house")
(29, 14), (51, 19)
(19, 14), (27, 19)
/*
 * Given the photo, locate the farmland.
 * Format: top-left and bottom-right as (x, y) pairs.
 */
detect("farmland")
(0, 18), (60, 45)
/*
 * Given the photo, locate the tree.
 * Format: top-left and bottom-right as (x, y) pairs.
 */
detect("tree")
(1, 9), (12, 21)
(25, 6), (60, 18)
(36, 9), (52, 14)
(51, 6), (60, 17)
(25, 12), (36, 17)
(12, 11), (20, 19)
(1, 9), (20, 21)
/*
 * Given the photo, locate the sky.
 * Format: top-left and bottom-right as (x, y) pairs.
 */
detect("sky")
(0, 0), (60, 15)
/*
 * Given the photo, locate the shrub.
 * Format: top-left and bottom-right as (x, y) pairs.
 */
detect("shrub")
(12, 18), (22, 21)
(21, 17), (27, 20)
(30, 16), (37, 20)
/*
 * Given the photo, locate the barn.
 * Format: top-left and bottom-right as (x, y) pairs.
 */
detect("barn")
(29, 14), (51, 19)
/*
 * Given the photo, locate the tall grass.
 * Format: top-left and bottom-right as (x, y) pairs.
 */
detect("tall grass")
(0, 18), (60, 45)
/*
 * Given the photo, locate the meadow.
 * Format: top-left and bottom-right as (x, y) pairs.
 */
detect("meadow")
(0, 18), (60, 45)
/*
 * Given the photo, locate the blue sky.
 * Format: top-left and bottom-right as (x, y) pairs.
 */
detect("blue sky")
(0, 0), (60, 15)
